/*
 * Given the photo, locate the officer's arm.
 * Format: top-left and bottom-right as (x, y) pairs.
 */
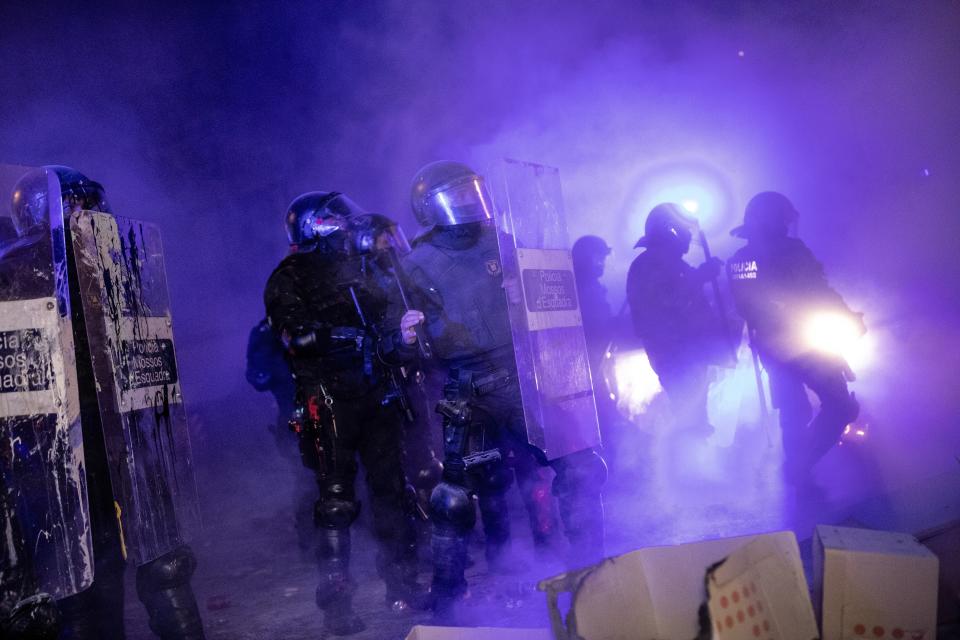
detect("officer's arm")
(263, 266), (338, 357)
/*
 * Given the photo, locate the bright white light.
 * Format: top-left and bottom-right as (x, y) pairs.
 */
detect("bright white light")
(803, 311), (874, 370)
(626, 164), (733, 238)
(612, 349), (662, 418)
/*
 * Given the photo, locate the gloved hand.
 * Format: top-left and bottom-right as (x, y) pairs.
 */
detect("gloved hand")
(401, 309), (425, 345)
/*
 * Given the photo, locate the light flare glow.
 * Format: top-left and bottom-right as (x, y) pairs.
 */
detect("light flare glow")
(802, 311), (874, 371)
(612, 349), (662, 418)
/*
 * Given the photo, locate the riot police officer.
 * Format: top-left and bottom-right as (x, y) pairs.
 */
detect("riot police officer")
(626, 203), (724, 436)
(572, 235), (631, 470)
(391, 161), (605, 619)
(1, 166), (206, 639)
(572, 235), (614, 363)
(263, 194), (424, 635)
(727, 191), (861, 482)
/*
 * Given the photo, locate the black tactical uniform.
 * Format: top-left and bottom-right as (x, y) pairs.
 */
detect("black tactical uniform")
(626, 203), (723, 436)
(572, 235), (629, 468)
(727, 192), (860, 481)
(392, 162), (605, 617)
(572, 235), (614, 363)
(263, 195), (421, 635)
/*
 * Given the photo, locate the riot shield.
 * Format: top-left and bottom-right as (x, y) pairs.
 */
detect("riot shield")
(0, 164), (93, 601)
(70, 211), (200, 566)
(487, 159), (602, 461)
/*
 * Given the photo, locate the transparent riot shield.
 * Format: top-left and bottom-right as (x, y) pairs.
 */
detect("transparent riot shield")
(487, 159), (602, 461)
(0, 164), (93, 600)
(70, 211), (200, 566)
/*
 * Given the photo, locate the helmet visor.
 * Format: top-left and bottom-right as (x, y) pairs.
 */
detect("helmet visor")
(351, 214), (412, 256)
(325, 193), (367, 220)
(423, 177), (494, 226)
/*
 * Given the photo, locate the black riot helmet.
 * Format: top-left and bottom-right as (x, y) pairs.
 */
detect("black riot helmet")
(634, 202), (693, 252)
(409, 161), (494, 237)
(284, 191), (366, 253)
(572, 235), (612, 280)
(730, 191), (798, 240)
(11, 165), (111, 237)
(349, 213), (411, 256)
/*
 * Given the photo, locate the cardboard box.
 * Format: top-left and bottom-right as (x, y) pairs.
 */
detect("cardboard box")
(813, 525), (939, 640)
(538, 531), (818, 640)
(404, 626), (552, 640)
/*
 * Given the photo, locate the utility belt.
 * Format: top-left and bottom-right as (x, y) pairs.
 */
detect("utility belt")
(435, 366), (514, 475)
(328, 325), (375, 377)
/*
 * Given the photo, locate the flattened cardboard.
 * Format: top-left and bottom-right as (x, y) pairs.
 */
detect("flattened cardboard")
(404, 625), (552, 639)
(707, 535), (818, 640)
(813, 525), (938, 640)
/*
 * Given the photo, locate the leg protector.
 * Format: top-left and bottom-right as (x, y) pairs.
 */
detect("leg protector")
(135, 546), (205, 640)
(514, 453), (557, 549)
(552, 449), (607, 566)
(368, 489), (424, 609)
(313, 483), (365, 634)
(429, 481), (476, 599)
(313, 486), (359, 608)
(314, 528), (355, 606)
(808, 385), (859, 467)
(476, 462), (513, 566)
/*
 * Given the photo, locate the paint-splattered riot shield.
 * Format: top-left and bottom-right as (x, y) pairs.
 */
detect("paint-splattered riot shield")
(0, 165), (93, 605)
(488, 159), (602, 461)
(69, 211), (200, 566)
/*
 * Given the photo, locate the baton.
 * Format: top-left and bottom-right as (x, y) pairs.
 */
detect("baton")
(385, 248), (433, 360)
(748, 329), (772, 446)
(697, 229), (738, 367)
(347, 284), (416, 423)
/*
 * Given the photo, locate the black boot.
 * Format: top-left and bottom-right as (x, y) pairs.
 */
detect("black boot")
(376, 519), (430, 612)
(1, 594), (61, 640)
(135, 546), (205, 640)
(553, 450), (607, 568)
(429, 481), (475, 624)
(429, 525), (470, 624)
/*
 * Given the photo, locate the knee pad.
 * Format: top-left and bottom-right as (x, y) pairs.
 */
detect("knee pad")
(136, 546), (197, 591)
(429, 481), (476, 531)
(552, 449), (608, 498)
(315, 493), (360, 530)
